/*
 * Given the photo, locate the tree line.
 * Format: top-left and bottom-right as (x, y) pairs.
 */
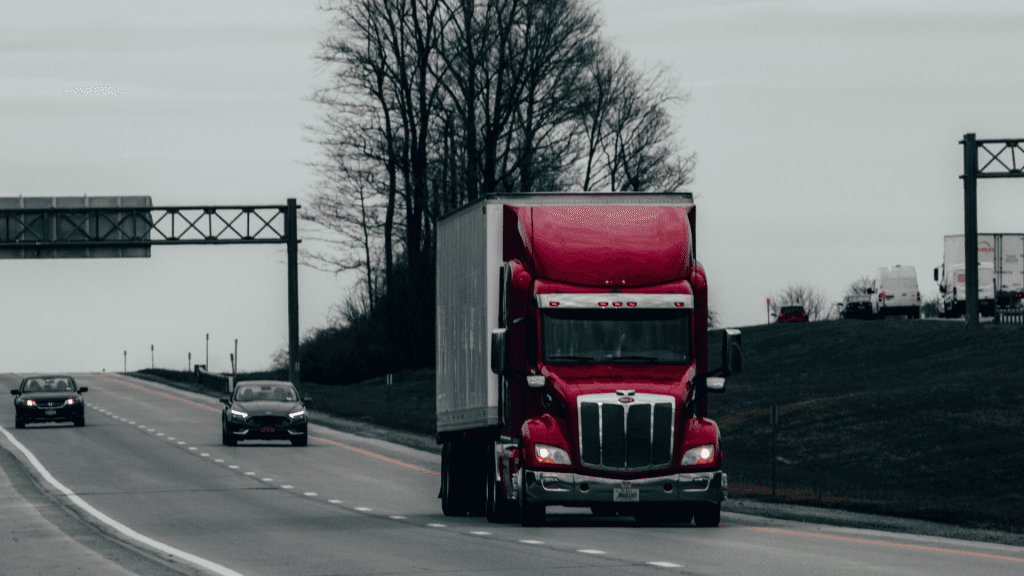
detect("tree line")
(296, 0), (694, 385)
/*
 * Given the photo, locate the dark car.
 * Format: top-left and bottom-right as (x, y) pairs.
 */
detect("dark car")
(777, 305), (808, 322)
(220, 381), (312, 446)
(11, 375), (88, 428)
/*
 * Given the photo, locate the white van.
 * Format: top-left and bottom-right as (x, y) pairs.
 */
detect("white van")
(871, 265), (920, 319)
(937, 262), (996, 317)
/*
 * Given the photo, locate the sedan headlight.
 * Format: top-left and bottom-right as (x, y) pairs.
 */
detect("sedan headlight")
(25, 399), (36, 407)
(534, 443), (571, 465)
(229, 408), (248, 419)
(63, 398), (76, 406)
(681, 444), (716, 466)
(288, 409), (306, 419)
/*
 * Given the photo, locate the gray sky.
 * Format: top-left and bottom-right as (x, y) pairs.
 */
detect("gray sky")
(3, 1), (1023, 373)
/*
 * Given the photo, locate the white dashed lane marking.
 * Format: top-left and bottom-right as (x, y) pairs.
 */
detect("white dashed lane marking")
(427, 523), (445, 528)
(281, 485), (293, 489)
(648, 562), (683, 568)
(355, 507), (372, 511)
(328, 500), (342, 504)
(470, 531), (491, 536)
(262, 478), (273, 482)
(578, 550), (606, 555)
(389, 515), (406, 519)
(519, 540), (544, 545)
(228, 465), (240, 469)
(304, 492), (318, 497)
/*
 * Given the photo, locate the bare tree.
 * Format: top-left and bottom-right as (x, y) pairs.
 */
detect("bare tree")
(845, 275), (874, 297)
(769, 282), (837, 321)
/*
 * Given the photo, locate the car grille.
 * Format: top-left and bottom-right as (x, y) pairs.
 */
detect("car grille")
(578, 393), (674, 472)
(36, 400), (66, 408)
(247, 415), (288, 427)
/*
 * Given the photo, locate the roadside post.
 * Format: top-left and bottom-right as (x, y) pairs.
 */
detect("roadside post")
(386, 373), (393, 424)
(151, 344), (154, 369)
(770, 404), (779, 498)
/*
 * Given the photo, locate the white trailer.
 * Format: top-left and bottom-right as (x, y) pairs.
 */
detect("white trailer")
(936, 234), (1024, 310)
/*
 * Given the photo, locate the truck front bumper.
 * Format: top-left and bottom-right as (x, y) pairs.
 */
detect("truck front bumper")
(523, 470), (727, 505)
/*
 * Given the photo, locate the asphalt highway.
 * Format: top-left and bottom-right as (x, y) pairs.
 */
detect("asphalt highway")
(2, 372), (1023, 576)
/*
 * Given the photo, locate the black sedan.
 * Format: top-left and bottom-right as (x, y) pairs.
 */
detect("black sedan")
(11, 375), (88, 428)
(220, 381), (312, 446)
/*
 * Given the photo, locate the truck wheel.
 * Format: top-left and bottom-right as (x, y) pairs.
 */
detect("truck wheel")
(520, 489), (545, 527)
(693, 502), (721, 527)
(486, 445), (517, 523)
(441, 441), (469, 516)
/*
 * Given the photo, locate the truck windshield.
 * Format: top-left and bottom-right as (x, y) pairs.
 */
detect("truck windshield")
(542, 309), (691, 364)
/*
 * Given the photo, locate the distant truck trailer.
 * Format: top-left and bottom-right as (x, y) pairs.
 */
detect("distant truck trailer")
(936, 234), (1024, 312)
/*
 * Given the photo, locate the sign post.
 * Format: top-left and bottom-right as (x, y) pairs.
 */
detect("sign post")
(770, 404), (779, 498)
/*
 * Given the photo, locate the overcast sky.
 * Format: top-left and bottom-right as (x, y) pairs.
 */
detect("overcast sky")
(3, 1), (1023, 373)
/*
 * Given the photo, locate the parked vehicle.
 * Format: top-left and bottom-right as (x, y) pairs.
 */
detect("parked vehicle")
(11, 375), (87, 428)
(841, 295), (872, 319)
(870, 265), (920, 319)
(777, 305), (808, 322)
(436, 193), (741, 528)
(935, 262), (996, 317)
(937, 234), (1024, 310)
(220, 381), (312, 446)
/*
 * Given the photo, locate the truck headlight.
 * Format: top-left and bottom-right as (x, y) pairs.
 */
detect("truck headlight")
(534, 444), (571, 465)
(681, 444), (715, 466)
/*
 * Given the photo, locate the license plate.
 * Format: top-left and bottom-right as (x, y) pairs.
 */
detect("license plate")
(260, 426), (275, 433)
(613, 488), (639, 503)
(45, 409), (57, 416)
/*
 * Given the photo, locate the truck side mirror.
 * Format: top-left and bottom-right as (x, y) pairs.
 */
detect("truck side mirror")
(721, 328), (742, 377)
(490, 328), (509, 375)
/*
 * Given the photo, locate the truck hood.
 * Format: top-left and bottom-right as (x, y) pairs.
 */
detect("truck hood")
(541, 363), (695, 404)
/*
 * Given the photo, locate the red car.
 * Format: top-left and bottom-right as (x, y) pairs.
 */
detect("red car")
(777, 305), (808, 322)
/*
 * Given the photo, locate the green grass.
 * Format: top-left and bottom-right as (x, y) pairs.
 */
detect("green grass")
(712, 319), (1024, 534)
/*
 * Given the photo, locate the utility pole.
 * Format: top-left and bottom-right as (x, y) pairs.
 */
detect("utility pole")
(287, 198), (300, 387)
(234, 339), (238, 375)
(151, 344), (154, 370)
(123, 350), (127, 372)
(188, 352), (191, 372)
(962, 133), (980, 331)
(206, 333), (209, 369)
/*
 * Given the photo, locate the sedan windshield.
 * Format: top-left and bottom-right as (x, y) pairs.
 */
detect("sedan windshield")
(234, 384), (297, 402)
(542, 309), (691, 364)
(22, 377), (75, 392)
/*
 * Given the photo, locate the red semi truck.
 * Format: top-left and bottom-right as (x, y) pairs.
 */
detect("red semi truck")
(436, 193), (741, 527)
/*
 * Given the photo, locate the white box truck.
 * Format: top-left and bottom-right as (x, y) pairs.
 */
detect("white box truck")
(935, 234), (1023, 313)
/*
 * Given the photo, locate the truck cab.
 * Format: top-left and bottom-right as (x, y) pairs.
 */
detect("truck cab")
(935, 262), (996, 317)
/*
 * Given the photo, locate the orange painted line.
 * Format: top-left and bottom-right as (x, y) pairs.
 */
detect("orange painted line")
(95, 374), (221, 413)
(91, 373), (440, 477)
(310, 436), (440, 477)
(734, 525), (1024, 564)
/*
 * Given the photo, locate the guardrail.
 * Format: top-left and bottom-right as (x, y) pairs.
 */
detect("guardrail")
(195, 365), (234, 393)
(994, 308), (1024, 327)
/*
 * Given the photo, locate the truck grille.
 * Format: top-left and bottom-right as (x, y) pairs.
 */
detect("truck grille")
(577, 393), (674, 472)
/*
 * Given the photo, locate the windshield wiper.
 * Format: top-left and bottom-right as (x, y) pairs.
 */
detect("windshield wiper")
(605, 355), (659, 363)
(547, 355), (596, 363)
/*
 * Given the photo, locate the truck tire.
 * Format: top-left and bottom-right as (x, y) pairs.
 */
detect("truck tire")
(441, 441), (469, 516)
(485, 445), (517, 523)
(693, 502), (721, 527)
(520, 488), (545, 527)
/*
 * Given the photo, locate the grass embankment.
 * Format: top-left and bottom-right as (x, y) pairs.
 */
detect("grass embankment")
(132, 320), (1024, 534)
(712, 320), (1024, 534)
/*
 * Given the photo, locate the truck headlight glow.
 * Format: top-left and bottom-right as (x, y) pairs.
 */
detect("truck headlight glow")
(534, 444), (571, 465)
(681, 444), (715, 466)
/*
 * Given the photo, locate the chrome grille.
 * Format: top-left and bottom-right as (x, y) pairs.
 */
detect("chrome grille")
(577, 393), (674, 472)
(37, 400), (66, 408)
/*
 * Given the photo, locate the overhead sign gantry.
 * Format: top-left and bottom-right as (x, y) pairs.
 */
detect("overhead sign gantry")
(960, 135), (1024, 331)
(0, 196), (302, 385)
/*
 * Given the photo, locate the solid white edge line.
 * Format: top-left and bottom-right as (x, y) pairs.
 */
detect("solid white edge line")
(0, 425), (247, 576)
